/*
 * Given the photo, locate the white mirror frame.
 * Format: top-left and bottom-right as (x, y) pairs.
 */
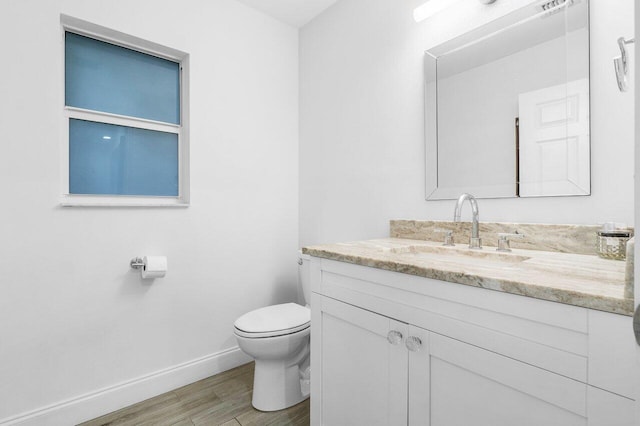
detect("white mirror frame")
(424, 0), (590, 201)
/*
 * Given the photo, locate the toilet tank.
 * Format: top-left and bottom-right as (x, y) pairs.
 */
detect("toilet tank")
(298, 251), (311, 306)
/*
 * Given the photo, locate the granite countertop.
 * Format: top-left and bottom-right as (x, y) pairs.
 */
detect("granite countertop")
(302, 238), (633, 316)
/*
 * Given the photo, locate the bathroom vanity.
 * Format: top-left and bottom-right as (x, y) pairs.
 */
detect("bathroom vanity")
(305, 222), (635, 426)
(303, 0), (638, 422)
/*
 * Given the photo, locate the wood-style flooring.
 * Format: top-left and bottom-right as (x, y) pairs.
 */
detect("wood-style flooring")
(79, 362), (310, 426)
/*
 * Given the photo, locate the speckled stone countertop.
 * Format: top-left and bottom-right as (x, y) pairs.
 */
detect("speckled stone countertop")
(302, 238), (633, 316)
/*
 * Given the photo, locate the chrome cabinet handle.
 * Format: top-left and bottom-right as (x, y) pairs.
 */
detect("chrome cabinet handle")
(387, 330), (403, 345)
(405, 336), (422, 352)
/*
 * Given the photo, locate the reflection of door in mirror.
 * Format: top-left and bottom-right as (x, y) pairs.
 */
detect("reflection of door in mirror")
(518, 79), (590, 197)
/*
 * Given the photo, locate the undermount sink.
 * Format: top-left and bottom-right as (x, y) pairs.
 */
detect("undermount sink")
(388, 244), (531, 263)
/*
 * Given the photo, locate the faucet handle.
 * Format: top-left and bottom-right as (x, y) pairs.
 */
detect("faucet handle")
(434, 228), (455, 246)
(497, 231), (525, 252)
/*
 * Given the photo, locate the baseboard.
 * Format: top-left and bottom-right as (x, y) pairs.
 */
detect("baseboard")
(0, 347), (252, 426)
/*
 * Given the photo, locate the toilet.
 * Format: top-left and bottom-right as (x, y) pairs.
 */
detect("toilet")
(234, 251), (311, 411)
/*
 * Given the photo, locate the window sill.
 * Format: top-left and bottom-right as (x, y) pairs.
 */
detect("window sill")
(60, 195), (189, 208)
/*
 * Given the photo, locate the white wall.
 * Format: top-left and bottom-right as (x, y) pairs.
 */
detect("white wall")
(0, 0), (298, 423)
(300, 0), (635, 246)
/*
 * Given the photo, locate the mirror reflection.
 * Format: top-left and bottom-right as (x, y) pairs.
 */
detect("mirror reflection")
(425, 0), (590, 200)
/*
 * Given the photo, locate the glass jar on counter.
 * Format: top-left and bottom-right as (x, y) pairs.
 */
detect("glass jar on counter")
(596, 229), (633, 260)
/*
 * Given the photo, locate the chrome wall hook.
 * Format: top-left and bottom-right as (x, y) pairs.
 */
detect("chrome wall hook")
(614, 36), (635, 92)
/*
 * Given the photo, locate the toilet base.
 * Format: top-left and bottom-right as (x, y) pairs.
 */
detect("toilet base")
(233, 308), (311, 412)
(252, 357), (309, 411)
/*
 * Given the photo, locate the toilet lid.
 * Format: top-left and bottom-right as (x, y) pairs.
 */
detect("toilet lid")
(234, 303), (310, 337)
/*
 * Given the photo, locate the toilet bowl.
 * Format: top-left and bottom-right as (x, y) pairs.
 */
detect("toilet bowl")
(233, 252), (312, 411)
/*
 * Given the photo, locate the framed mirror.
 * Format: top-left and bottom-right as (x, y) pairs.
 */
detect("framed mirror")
(425, 0), (590, 200)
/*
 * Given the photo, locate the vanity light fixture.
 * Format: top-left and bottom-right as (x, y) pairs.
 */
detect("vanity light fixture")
(413, 0), (460, 23)
(414, 0), (496, 23)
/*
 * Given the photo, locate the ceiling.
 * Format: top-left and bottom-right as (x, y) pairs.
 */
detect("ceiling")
(236, 0), (339, 28)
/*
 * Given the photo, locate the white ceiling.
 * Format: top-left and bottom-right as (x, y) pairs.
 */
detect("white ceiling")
(236, 0), (339, 28)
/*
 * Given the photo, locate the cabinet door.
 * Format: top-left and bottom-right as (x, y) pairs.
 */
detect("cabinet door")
(587, 386), (635, 426)
(587, 310), (635, 398)
(408, 328), (588, 426)
(316, 296), (408, 426)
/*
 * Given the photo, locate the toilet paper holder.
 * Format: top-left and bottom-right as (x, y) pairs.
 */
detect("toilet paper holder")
(130, 257), (145, 269)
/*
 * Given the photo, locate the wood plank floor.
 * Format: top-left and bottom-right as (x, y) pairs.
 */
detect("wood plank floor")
(79, 362), (310, 426)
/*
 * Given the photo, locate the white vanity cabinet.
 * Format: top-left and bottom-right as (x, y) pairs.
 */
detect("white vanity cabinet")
(309, 257), (635, 426)
(314, 296), (408, 426)
(408, 327), (588, 426)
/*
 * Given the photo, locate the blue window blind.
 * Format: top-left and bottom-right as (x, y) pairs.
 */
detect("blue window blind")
(65, 30), (183, 200)
(69, 119), (179, 196)
(65, 32), (180, 124)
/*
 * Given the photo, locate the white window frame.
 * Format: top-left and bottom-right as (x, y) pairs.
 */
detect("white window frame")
(60, 14), (190, 207)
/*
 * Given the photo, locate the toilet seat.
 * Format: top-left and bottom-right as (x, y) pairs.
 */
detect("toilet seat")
(234, 323), (309, 338)
(234, 303), (310, 338)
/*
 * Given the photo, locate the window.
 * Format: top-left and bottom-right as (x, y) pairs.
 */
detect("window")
(61, 15), (189, 206)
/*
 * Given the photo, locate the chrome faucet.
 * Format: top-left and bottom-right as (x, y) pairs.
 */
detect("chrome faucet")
(453, 193), (482, 249)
